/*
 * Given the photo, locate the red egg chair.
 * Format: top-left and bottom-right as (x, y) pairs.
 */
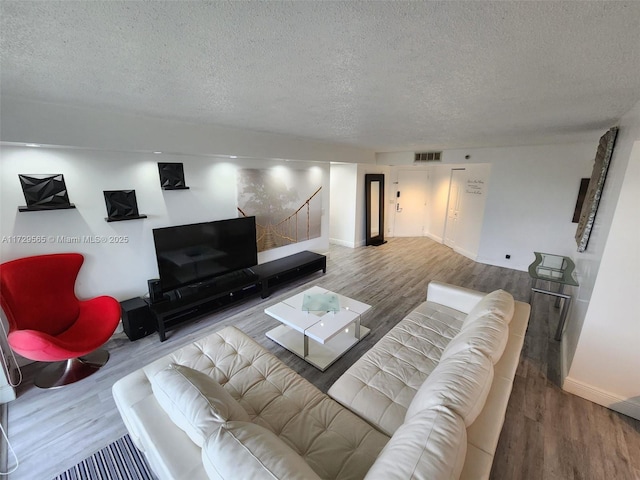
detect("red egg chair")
(0, 253), (121, 388)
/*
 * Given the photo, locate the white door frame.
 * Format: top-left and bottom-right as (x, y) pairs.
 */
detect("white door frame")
(443, 168), (465, 248)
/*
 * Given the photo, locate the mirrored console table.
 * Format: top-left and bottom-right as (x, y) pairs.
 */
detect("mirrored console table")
(528, 252), (579, 341)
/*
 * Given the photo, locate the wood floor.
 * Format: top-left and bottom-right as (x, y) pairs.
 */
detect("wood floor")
(4, 238), (639, 480)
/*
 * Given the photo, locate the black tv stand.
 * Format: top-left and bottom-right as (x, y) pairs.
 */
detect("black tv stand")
(148, 251), (327, 341)
(149, 269), (259, 341)
(252, 251), (326, 298)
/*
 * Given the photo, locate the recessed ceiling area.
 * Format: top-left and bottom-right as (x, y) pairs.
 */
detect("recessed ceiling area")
(1, 1), (639, 152)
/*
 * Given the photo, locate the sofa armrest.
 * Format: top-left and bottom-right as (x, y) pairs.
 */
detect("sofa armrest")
(113, 369), (208, 480)
(426, 281), (486, 314)
(112, 369), (153, 450)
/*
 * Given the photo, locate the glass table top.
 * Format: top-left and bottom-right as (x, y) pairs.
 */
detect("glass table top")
(528, 252), (579, 286)
(302, 292), (340, 312)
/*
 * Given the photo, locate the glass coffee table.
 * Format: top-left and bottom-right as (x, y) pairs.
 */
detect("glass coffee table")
(264, 286), (371, 371)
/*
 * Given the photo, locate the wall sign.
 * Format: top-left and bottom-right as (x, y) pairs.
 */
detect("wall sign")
(466, 179), (485, 195)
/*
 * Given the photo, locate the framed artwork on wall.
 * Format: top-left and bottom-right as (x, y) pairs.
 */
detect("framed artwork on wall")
(575, 126), (618, 252)
(18, 174), (76, 212)
(103, 190), (147, 222)
(158, 162), (189, 190)
(237, 168), (322, 252)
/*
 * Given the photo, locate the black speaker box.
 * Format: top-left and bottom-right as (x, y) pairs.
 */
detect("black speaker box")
(121, 297), (156, 341)
(148, 278), (165, 303)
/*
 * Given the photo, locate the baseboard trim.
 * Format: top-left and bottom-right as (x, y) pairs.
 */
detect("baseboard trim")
(425, 232), (443, 243)
(563, 376), (640, 420)
(453, 246), (478, 261)
(329, 238), (355, 248)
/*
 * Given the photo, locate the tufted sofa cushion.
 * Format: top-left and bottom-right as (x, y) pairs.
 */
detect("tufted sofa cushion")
(462, 289), (515, 327)
(364, 407), (467, 480)
(151, 364), (250, 447)
(405, 347), (494, 426)
(328, 301), (466, 436)
(142, 326), (388, 480)
(202, 421), (323, 480)
(441, 313), (509, 364)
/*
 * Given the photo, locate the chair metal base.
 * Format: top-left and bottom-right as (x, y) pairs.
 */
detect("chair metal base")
(34, 349), (110, 389)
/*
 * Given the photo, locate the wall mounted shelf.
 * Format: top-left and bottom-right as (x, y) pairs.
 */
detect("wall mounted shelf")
(105, 214), (147, 223)
(19, 204), (76, 212)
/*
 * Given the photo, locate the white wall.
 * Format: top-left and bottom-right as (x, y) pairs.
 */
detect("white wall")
(563, 100), (640, 420)
(454, 145), (597, 271)
(447, 163), (491, 260)
(329, 163), (358, 247)
(426, 166), (451, 243)
(0, 145), (330, 300)
(380, 144), (595, 270)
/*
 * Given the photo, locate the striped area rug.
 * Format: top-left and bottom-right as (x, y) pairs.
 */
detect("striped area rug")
(52, 434), (156, 480)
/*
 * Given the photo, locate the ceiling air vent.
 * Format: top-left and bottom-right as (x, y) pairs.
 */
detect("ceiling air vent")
(414, 151), (442, 163)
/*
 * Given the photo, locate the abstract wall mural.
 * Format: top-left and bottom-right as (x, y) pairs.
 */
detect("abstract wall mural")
(575, 126), (618, 252)
(237, 168), (322, 252)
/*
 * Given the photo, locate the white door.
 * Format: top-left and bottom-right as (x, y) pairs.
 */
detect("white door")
(444, 169), (465, 248)
(393, 170), (428, 237)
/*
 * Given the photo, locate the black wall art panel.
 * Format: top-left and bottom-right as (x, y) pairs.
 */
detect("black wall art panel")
(18, 174), (76, 211)
(158, 163), (189, 190)
(103, 190), (147, 222)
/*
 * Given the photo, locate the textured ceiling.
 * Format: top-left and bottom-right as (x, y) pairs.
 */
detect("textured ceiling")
(1, 1), (640, 152)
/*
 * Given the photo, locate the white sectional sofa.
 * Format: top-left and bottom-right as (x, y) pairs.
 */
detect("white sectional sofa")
(112, 281), (530, 480)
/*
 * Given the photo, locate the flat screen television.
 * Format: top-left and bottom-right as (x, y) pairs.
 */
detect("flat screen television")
(152, 216), (258, 293)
